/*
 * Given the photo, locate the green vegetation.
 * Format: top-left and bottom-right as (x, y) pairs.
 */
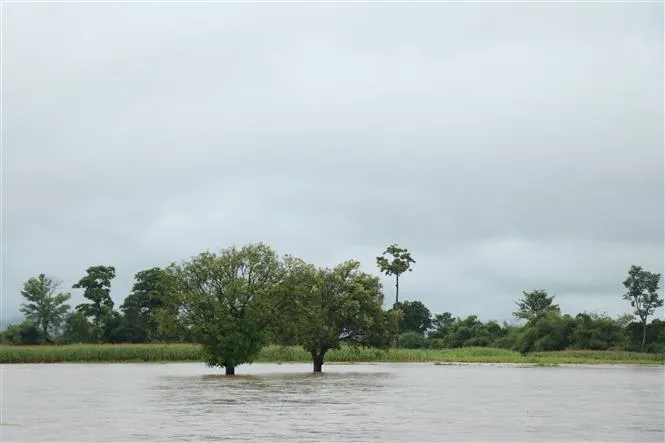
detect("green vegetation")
(622, 265), (664, 351)
(166, 244), (283, 375)
(1, 344), (662, 365)
(72, 265), (116, 342)
(275, 258), (397, 372)
(19, 274), (71, 343)
(376, 244), (416, 307)
(2, 242), (664, 374)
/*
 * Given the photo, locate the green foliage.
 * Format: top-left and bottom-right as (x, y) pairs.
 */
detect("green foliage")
(395, 300), (432, 335)
(121, 268), (171, 342)
(1, 321), (47, 345)
(398, 331), (426, 349)
(167, 243), (282, 374)
(19, 274), (71, 341)
(514, 312), (577, 353)
(571, 312), (626, 350)
(622, 265), (663, 350)
(58, 311), (96, 344)
(513, 289), (560, 322)
(3, 245), (665, 366)
(281, 258), (397, 372)
(376, 244), (415, 305)
(73, 265), (117, 340)
(429, 312), (455, 339)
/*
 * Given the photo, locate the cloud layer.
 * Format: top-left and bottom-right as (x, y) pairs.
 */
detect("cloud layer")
(3, 3), (663, 323)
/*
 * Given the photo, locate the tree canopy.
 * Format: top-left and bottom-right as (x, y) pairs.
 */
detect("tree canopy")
(395, 300), (432, 335)
(282, 259), (397, 372)
(20, 274), (71, 342)
(167, 243), (283, 375)
(121, 267), (171, 342)
(376, 244), (415, 306)
(73, 265), (116, 341)
(513, 289), (560, 323)
(4, 243), (665, 363)
(622, 265), (663, 350)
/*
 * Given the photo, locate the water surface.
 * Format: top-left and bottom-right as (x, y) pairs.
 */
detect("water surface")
(2, 363), (663, 442)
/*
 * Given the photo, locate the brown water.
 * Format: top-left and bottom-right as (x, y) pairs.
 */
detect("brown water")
(1, 363), (663, 442)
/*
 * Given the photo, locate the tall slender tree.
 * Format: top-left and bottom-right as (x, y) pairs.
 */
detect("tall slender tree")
(376, 244), (416, 307)
(376, 244), (415, 342)
(20, 274), (71, 342)
(73, 265), (116, 341)
(622, 265), (663, 351)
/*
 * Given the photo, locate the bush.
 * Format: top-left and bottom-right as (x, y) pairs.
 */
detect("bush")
(398, 332), (425, 349)
(1, 322), (46, 345)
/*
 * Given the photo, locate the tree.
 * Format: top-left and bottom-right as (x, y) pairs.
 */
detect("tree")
(395, 300), (432, 335)
(376, 244), (416, 307)
(622, 265), (663, 351)
(167, 243), (283, 375)
(121, 267), (171, 342)
(513, 289), (560, 323)
(59, 311), (95, 344)
(284, 259), (397, 373)
(19, 274), (71, 342)
(73, 265), (116, 341)
(429, 312), (455, 339)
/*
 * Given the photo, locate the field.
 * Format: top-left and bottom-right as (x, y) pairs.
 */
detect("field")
(1, 344), (663, 365)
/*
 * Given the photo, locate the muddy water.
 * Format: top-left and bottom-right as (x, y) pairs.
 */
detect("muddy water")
(1, 363), (663, 442)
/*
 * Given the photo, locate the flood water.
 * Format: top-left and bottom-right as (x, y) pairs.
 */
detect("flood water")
(1, 362), (663, 442)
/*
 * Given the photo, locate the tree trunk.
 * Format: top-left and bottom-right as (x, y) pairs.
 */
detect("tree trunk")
(42, 321), (50, 343)
(394, 274), (400, 347)
(641, 319), (647, 352)
(225, 366), (235, 376)
(312, 352), (325, 373)
(395, 274), (400, 305)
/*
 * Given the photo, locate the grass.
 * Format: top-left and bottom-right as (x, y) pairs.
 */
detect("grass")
(1, 344), (663, 365)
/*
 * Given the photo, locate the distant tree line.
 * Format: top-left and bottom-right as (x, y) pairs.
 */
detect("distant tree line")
(1, 243), (663, 374)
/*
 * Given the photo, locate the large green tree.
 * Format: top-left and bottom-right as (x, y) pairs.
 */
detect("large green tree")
(167, 243), (283, 375)
(622, 265), (663, 351)
(284, 259), (397, 373)
(121, 267), (171, 342)
(72, 265), (116, 341)
(513, 289), (560, 323)
(19, 274), (71, 342)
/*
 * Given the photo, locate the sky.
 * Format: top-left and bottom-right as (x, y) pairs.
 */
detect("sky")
(2, 2), (663, 326)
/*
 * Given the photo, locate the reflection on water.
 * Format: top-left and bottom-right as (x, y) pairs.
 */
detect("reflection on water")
(2, 362), (663, 442)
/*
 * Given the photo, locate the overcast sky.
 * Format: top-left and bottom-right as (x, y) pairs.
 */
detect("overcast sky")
(3, 2), (663, 325)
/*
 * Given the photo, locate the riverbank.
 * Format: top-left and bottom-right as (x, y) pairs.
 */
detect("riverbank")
(1, 344), (663, 365)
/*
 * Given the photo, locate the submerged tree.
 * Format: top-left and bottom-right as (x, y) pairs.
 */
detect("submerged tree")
(73, 265), (116, 341)
(168, 243), (283, 375)
(513, 289), (560, 323)
(19, 274), (71, 342)
(622, 265), (663, 351)
(285, 259), (397, 373)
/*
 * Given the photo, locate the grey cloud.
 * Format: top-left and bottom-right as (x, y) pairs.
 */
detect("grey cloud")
(3, 3), (663, 323)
